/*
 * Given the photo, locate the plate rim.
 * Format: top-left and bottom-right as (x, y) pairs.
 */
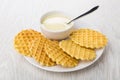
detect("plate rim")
(24, 48), (105, 72)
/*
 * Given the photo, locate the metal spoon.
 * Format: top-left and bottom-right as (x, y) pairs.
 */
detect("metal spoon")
(67, 6), (99, 24)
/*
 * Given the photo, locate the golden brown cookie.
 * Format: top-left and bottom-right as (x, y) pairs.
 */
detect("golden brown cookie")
(45, 40), (78, 67)
(70, 28), (108, 49)
(59, 39), (96, 60)
(14, 29), (42, 56)
(30, 38), (55, 66)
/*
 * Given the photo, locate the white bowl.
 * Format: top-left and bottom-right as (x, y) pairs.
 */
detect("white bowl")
(40, 11), (74, 40)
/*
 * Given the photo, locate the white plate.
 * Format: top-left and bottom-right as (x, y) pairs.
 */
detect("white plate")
(24, 21), (105, 72)
(24, 48), (104, 72)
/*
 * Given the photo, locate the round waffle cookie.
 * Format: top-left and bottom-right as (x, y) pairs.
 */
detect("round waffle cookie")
(45, 40), (78, 67)
(59, 39), (96, 60)
(14, 29), (42, 56)
(30, 38), (55, 66)
(70, 29), (108, 49)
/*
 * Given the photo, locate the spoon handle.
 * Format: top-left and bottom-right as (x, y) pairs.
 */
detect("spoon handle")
(67, 6), (99, 24)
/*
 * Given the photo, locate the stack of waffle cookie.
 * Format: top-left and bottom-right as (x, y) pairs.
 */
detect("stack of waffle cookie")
(60, 28), (107, 61)
(14, 28), (107, 68)
(14, 29), (78, 67)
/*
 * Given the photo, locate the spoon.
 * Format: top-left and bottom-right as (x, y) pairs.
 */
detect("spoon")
(67, 6), (99, 24)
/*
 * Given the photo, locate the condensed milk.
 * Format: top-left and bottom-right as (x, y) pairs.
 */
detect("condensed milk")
(40, 11), (74, 40)
(42, 17), (72, 31)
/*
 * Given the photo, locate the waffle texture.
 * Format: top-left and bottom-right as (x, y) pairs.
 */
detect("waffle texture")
(70, 29), (108, 49)
(59, 39), (96, 60)
(45, 40), (78, 67)
(30, 38), (55, 66)
(14, 29), (42, 56)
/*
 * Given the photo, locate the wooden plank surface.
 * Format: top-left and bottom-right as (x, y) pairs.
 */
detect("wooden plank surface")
(0, 0), (120, 80)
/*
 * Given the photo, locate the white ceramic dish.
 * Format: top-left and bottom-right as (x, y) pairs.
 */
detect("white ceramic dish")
(24, 21), (106, 72)
(40, 11), (74, 40)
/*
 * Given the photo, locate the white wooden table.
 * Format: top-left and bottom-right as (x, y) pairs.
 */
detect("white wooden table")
(0, 0), (120, 80)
